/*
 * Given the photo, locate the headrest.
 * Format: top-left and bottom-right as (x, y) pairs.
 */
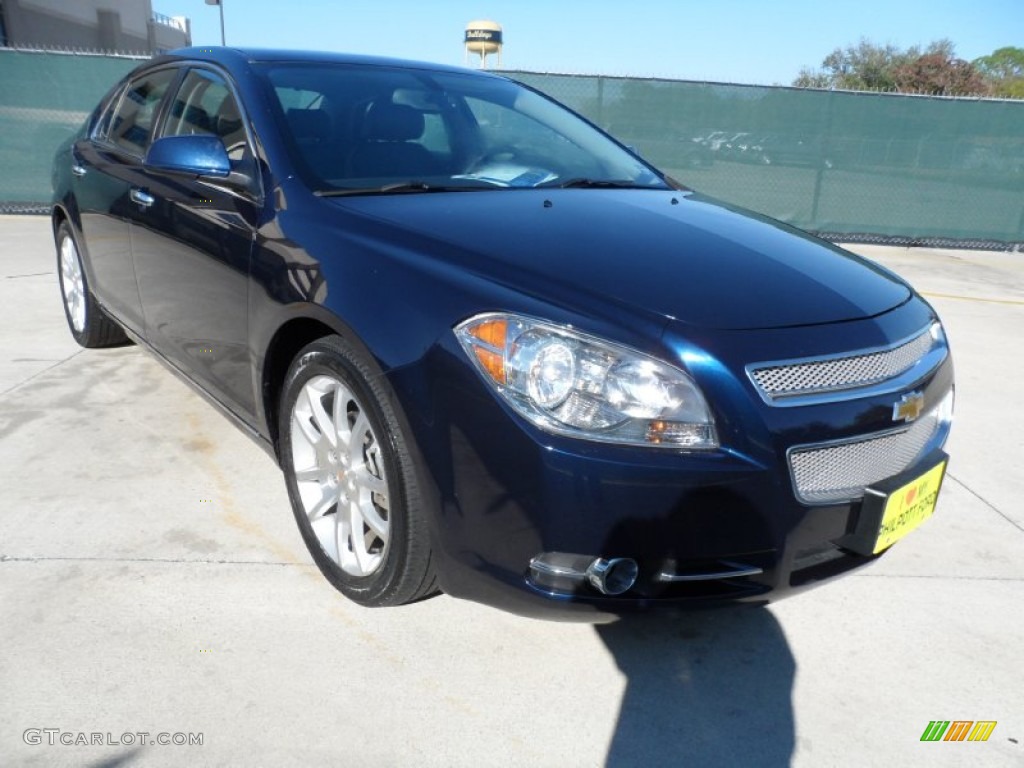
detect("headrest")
(363, 103), (424, 142)
(215, 95), (243, 137)
(179, 104), (212, 133)
(286, 108), (330, 141)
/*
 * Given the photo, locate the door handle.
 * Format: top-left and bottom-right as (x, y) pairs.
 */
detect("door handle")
(71, 163), (87, 177)
(130, 188), (155, 208)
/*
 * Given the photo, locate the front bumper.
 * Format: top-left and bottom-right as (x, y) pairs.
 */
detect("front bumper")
(422, 439), (948, 622)
(394, 302), (954, 621)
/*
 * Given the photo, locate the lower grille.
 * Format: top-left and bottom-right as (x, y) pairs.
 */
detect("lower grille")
(789, 406), (943, 504)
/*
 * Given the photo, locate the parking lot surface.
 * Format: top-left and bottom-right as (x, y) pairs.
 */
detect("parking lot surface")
(1, 215), (1022, 767)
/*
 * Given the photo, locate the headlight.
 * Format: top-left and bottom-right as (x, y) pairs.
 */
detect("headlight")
(455, 313), (718, 449)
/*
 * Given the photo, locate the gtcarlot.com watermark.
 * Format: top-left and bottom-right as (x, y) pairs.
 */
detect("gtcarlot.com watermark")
(24, 728), (203, 747)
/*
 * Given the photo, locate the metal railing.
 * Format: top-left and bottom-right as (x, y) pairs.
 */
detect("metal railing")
(151, 12), (187, 33)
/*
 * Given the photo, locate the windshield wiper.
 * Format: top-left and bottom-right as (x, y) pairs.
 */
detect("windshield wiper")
(315, 181), (494, 197)
(538, 178), (665, 190)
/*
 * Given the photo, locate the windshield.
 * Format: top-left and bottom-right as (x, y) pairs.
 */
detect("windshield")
(256, 62), (668, 194)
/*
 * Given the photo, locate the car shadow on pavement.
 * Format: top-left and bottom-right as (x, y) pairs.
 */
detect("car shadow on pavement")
(596, 605), (794, 767)
(85, 747), (143, 767)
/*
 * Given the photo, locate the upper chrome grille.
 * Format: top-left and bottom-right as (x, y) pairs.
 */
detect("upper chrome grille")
(749, 327), (936, 403)
(789, 405), (942, 505)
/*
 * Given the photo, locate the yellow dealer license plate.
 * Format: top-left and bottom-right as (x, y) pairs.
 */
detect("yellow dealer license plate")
(872, 460), (947, 554)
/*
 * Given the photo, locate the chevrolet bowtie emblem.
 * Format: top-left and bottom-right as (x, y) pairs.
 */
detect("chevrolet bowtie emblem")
(893, 391), (925, 422)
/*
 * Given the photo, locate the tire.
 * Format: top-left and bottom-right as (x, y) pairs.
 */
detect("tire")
(279, 335), (436, 606)
(55, 220), (128, 348)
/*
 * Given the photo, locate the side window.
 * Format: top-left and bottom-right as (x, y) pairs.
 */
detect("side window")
(163, 69), (251, 166)
(92, 87), (124, 141)
(106, 68), (177, 155)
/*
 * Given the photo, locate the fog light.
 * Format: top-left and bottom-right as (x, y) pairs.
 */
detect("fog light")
(528, 552), (594, 594)
(528, 552), (640, 596)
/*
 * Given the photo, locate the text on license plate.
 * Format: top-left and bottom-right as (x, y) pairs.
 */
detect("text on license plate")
(874, 461), (947, 554)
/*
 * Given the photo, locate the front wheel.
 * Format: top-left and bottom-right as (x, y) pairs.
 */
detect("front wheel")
(279, 335), (436, 606)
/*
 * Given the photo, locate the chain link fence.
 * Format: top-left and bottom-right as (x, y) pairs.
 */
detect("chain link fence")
(508, 72), (1024, 249)
(1, 50), (1021, 247)
(0, 48), (145, 213)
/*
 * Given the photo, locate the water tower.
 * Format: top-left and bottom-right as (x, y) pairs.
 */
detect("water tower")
(464, 20), (502, 69)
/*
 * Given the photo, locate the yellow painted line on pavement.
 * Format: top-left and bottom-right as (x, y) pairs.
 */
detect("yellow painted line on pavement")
(922, 291), (1024, 307)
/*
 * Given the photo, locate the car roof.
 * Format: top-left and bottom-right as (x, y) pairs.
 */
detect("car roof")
(166, 46), (490, 77)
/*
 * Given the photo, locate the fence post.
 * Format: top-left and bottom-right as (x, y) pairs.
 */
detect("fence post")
(596, 76), (605, 129)
(809, 89), (836, 228)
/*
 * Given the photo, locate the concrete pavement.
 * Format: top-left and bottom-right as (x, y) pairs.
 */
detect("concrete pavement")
(1, 216), (1021, 767)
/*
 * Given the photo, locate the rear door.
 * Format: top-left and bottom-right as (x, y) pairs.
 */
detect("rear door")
(129, 66), (262, 420)
(73, 67), (178, 333)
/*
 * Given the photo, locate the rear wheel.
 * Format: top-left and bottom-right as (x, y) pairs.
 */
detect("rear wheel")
(279, 335), (436, 606)
(55, 220), (128, 348)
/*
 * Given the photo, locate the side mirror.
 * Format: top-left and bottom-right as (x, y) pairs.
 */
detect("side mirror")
(144, 135), (231, 179)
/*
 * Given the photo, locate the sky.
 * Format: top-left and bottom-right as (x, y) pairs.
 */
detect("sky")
(166, 0), (1023, 86)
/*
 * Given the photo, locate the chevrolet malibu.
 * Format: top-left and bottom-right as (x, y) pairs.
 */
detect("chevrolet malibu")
(51, 48), (954, 619)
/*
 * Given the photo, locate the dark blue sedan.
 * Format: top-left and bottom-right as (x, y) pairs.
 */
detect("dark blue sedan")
(51, 48), (954, 619)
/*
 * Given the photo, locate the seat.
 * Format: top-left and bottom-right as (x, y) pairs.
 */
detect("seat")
(286, 108), (331, 146)
(171, 103), (213, 136)
(214, 94), (247, 161)
(285, 108), (351, 178)
(349, 102), (441, 178)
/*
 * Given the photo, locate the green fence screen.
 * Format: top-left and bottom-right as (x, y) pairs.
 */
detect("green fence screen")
(509, 72), (1024, 247)
(0, 50), (1021, 245)
(0, 49), (142, 211)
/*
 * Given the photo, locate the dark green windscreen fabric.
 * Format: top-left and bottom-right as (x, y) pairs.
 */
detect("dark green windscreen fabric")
(509, 72), (1024, 245)
(1, 51), (1021, 245)
(0, 50), (142, 210)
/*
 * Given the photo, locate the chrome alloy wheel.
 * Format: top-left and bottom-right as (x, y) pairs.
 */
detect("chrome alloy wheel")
(60, 234), (86, 332)
(289, 374), (391, 577)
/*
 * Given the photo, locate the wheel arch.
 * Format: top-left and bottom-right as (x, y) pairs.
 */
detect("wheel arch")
(51, 204), (69, 234)
(258, 307), (384, 463)
(51, 196), (83, 239)
(51, 202), (89, 267)
(51, 202), (99, 287)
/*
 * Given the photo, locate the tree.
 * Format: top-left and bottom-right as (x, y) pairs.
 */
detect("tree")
(794, 38), (916, 90)
(974, 47), (1024, 98)
(822, 40), (909, 90)
(894, 53), (988, 95)
(793, 38), (991, 96)
(792, 68), (831, 89)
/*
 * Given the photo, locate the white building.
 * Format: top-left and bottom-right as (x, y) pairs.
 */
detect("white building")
(0, 0), (191, 53)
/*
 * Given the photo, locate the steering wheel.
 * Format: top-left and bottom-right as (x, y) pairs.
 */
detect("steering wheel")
(467, 145), (519, 173)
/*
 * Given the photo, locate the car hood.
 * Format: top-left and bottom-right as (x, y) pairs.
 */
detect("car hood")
(329, 189), (910, 330)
